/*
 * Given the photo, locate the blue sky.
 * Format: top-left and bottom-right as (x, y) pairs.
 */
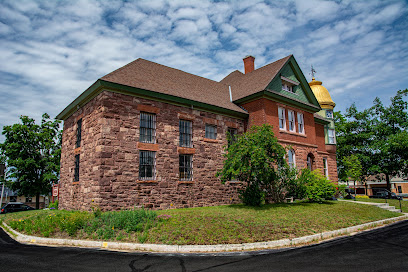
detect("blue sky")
(0, 0), (407, 139)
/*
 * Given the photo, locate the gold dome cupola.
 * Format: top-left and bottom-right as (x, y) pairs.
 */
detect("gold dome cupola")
(309, 77), (335, 110)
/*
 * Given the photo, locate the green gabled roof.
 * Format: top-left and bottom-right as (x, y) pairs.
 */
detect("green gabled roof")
(222, 55), (321, 112)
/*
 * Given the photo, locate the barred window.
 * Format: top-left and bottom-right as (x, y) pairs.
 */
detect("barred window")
(179, 155), (193, 181)
(205, 124), (217, 139)
(139, 151), (156, 180)
(179, 120), (192, 147)
(140, 112), (156, 143)
(76, 119), (82, 148)
(227, 128), (237, 146)
(74, 154), (80, 182)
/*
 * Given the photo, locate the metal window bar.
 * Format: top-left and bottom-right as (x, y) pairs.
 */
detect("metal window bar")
(140, 112), (156, 143)
(179, 120), (192, 147)
(139, 151), (156, 180)
(76, 119), (82, 148)
(205, 124), (217, 139)
(179, 155), (193, 181)
(74, 154), (80, 182)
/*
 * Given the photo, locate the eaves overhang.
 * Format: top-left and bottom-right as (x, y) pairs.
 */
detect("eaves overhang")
(233, 89), (322, 113)
(56, 80), (249, 121)
(314, 115), (331, 125)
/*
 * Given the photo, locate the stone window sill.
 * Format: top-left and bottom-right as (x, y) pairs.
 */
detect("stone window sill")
(177, 147), (196, 154)
(74, 147), (81, 155)
(203, 138), (219, 143)
(137, 180), (157, 184)
(72, 182), (79, 185)
(178, 181), (194, 184)
(279, 130), (307, 138)
(137, 142), (159, 151)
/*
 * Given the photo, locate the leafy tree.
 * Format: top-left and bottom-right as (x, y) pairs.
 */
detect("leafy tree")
(217, 124), (289, 205)
(370, 89), (408, 190)
(335, 89), (408, 191)
(343, 154), (362, 195)
(334, 106), (373, 183)
(0, 114), (61, 209)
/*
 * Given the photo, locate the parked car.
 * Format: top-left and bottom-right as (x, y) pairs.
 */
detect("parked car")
(0, 202), (35, 214)
(370, 190), (402, 200)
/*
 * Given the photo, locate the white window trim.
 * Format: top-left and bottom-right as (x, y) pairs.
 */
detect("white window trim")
(328, 129), (336, 144)
(323, 157), (329, 178)
(288, 110), (295, 132)
(297, 112), (305, 134)
(288, 149), (296, 168)
(278, 107), (286, 130)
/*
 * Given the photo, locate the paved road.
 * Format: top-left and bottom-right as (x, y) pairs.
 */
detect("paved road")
(1, 220), (408, 272)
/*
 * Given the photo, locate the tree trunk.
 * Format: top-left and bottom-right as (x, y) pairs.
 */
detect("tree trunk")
(35, 193), (40, 210)
(385, 173), (391, 192)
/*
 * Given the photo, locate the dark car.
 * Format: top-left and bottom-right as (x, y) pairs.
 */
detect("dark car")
(370, 191), (402, 200)
(0, 202), (35, 214)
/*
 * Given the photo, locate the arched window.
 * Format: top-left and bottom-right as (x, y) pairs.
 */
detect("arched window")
(288, 149), (296, 168)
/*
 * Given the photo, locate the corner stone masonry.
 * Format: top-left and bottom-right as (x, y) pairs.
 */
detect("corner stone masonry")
(59, 91), (245, 211)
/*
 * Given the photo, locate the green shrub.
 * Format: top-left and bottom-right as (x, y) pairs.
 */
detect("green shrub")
(297, 169), (336, 203)
(336, 184), (347, 198)
(356, 195), (369, 199)
(239, 183), (265, 206)
(49, 200), (58, 209)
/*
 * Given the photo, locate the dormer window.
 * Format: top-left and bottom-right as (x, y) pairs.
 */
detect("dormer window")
(281, 76), (299, 94)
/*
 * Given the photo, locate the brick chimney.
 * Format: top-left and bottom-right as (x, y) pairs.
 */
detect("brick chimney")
(243, 55), (255, 74)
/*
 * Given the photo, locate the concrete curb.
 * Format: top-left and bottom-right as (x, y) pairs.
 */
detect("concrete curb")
(2, 214), (408, 253)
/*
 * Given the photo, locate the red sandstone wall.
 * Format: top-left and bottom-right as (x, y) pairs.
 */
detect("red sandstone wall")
(60, 91), (246, 211)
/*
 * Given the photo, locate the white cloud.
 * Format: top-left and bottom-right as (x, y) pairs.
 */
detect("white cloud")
(0, 0), (407, 141)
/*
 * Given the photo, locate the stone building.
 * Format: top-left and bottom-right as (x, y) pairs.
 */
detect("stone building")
(56, 54), (338, 211)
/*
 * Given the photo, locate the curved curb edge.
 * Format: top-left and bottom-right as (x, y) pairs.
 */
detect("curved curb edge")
(2, 214), (408, 253)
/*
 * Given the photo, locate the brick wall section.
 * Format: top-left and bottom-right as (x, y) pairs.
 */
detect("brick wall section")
(59, 91), (245, 211)
(242, 98), (338, 183)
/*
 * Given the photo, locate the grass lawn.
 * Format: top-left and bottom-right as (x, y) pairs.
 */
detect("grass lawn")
(0, 201), (402, 245)
(353, 197), (408, 213)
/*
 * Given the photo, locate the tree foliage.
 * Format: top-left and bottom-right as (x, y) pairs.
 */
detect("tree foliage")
(0, 114), (62, 209)
(217, 124), (290, 205)
(335, 89), (408, 190)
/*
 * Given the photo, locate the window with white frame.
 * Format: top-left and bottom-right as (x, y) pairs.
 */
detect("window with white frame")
(288, 149), (296, 168)
(179, 120), (192, 147)
(288, 110), (295, 132)
(278, 107), (286, 130)
(205, 124), (217, 139)
(179, 154), (193, 181)
(297, 113), (304, 134)
(139, 112), (156, 143)
(328, 129), (336, 144)
(139, 151), (156, 180)
(323, 157), (329, 178)
(282, 83), (293, 93)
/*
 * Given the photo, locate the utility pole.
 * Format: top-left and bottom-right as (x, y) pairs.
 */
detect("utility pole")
(0, 163), (5, 207)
